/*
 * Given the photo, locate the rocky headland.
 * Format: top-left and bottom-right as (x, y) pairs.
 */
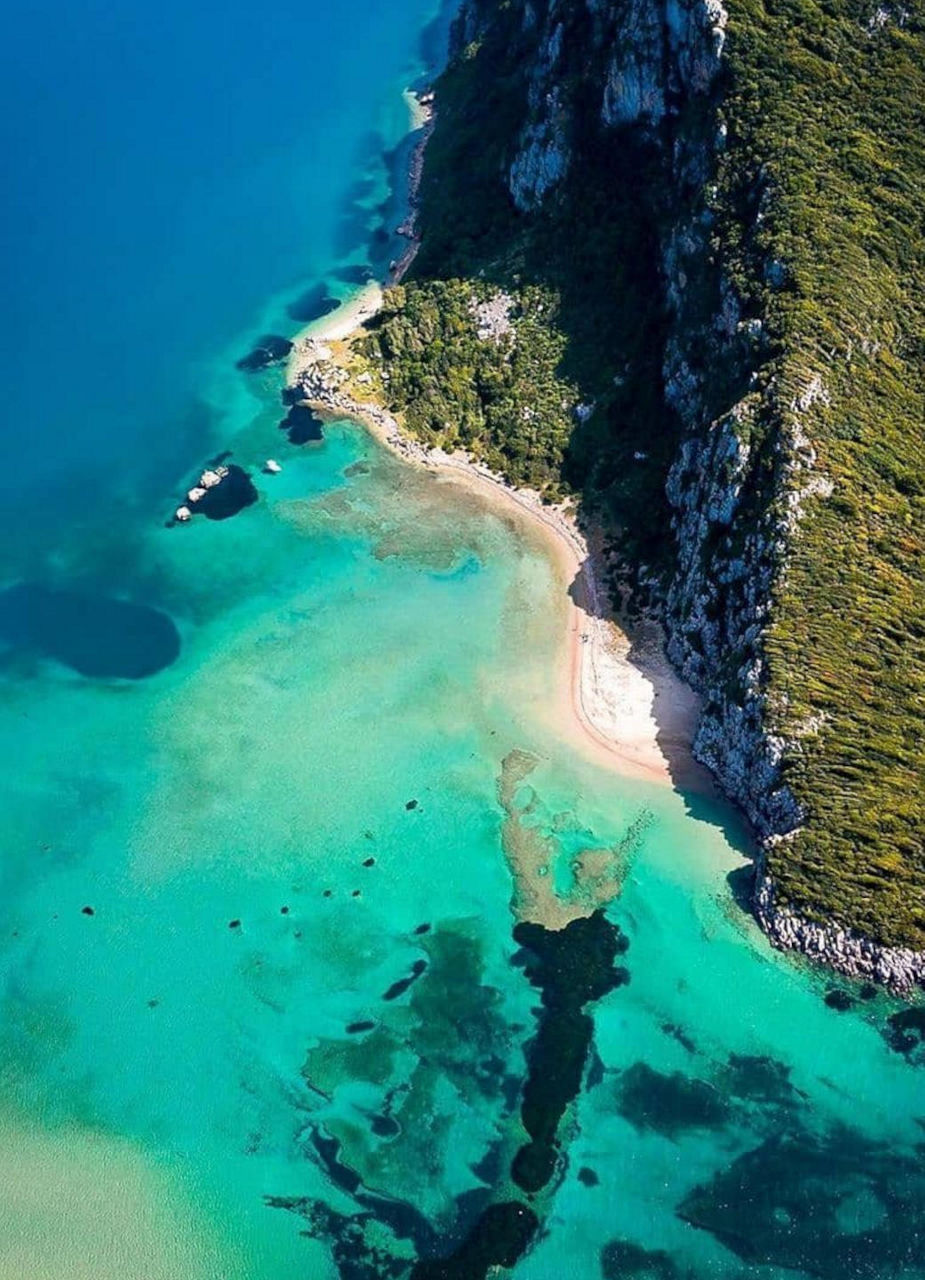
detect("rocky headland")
(344, 0), (925, 990)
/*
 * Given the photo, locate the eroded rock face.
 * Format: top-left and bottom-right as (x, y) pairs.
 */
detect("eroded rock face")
(493, 0), (729, 210)
(482, 0), (793, 841)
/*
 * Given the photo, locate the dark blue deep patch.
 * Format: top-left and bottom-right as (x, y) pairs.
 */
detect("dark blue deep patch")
(0, 583), (180, 679)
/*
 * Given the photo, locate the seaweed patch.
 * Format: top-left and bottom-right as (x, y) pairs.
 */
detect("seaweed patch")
(679, 1127), (925, 1277)
(510, 910), (629, 1192)
(614, 1062), (730, 1139)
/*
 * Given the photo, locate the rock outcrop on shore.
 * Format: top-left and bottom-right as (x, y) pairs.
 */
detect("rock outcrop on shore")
(174, 463), (258, 523)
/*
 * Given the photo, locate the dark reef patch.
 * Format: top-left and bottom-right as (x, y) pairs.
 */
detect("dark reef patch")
(371, 1114), (401, 1138)
(824, 989), (855, 1012)
(600, 1239), (680, 1280)
(409, 1202), (539, 1279)
(345, 460), (372, 478)
(264, 1198), (411, 1280)
(0, 582), (181, 679)
(615, 1062), (729, 1139)
(280, 402), (325, 445)
(510, 910), (629, 1192)
(661, 1022), (697, 1054)
(885, 1007), (925, 1058)
(722, 1053), (801, 1109)
(346, 1020), (376, 1035)
(577, 1166), (599, 1187)
(235, 334), (293, 371)
(286, 283), (341, 324)
(586, 1046), (607, 1088)
(307, 1127), (437, 1248)
(679, 1127), (925, 1277)
(382, 959), (428, 1002)
(334, 263), (375, 286)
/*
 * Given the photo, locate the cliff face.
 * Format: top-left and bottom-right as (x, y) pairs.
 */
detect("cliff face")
(455, 0), (800, 843)
(439, 0), (925, 990)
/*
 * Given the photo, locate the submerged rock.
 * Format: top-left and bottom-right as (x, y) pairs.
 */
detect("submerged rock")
(280, 402), (325, 445)
(680, 1128), (925, 1276)
(601, 1240), (679, 1280)
(286, 284), (341, 324)
(382, 959), (428, 1002)
(235, 334), (293, 372)
(824, 989), (855, 1012)
(885, 1007), (925, 1056)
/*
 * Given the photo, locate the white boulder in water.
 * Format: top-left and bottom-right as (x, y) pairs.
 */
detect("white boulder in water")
(263, 459), (282, 474)
(187, 486), (207, 503)
(175, 505), (192, 523)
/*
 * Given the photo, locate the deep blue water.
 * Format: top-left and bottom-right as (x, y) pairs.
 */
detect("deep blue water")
(0, 0), (445, 524)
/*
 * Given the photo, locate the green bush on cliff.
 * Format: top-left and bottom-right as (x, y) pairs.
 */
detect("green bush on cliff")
(713, 0), (925, 946)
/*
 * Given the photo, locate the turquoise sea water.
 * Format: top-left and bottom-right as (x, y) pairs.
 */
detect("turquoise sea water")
(1, 2), (924, 1277)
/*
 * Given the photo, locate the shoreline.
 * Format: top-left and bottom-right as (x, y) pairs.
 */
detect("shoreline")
(283, 84), (704, 792)
(287, 326), (704, 789)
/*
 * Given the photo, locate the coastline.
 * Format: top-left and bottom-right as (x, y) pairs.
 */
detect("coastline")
(287, 325), (704, 789)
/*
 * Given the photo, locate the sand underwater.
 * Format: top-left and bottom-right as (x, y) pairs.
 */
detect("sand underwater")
(0, 4), (924, 1279)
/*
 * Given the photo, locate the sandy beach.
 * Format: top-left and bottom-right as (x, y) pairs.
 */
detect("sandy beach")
(287, 309), (704, 790)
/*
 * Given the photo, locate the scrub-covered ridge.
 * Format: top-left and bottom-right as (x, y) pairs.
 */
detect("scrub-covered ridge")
(359, 0), (925, 983)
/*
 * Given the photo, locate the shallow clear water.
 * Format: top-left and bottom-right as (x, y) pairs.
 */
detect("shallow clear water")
(0, 2), (923, 1278)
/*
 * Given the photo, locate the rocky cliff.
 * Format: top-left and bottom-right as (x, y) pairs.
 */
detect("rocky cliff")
(405, 0), (925, 989)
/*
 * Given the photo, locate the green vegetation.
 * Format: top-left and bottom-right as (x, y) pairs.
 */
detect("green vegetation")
(365, 8), (680, 569)
(370, 0), (925, 948)
(360, 280), (578, 492)
(710, 0), (925, 945)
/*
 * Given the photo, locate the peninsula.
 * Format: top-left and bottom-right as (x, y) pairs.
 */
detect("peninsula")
(294, 0), (925, 990)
